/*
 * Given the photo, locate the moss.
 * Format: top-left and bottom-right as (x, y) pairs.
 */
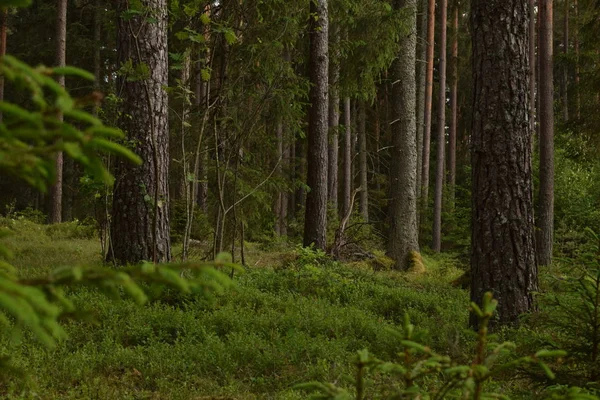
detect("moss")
(407, 251), (426, 274)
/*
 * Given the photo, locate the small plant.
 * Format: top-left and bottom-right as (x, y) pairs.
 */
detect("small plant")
(297, 292), (584, 399)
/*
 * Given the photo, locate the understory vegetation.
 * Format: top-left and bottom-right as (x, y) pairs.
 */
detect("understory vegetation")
(1, 216), (599, 399)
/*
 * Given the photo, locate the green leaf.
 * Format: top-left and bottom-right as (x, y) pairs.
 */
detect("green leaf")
(0, 0), (32, 7)
(52, 66), (95, 81)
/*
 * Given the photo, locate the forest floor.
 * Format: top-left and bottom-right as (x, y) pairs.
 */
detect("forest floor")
(0, 219), (593, 399)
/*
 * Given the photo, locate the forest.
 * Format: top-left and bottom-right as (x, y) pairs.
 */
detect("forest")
(0, 0), (599, 398)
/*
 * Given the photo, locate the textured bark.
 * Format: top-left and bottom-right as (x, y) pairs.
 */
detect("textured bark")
(529, 0), (536, 135)
(432, 0), (448, 253)
(470, 0), (538, 326)
(574, 0), (580, 119)
(387, 0), (419, 270)
(447, 2), (458, 200)
(342, 96), (352, 217)
(562, 0), (569, 122)
(328, 25), (340, 212)
(109, 0), (171, 264)
(537, 0), (555, 267)
(358, 100), (368, 222)
(415, 0), (427, 200)
(420, 0), (435, 223)
(49, 0), (67, 224)
(303, 0), (329, 250)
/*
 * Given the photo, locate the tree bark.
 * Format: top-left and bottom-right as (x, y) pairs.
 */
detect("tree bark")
(574, 0), (580, 119)
(447, 1), (458, 202)
(562, 0), (569, 122)
(432, 0), (448, 253)
(529, 0), (536, 135)
(342, 96), (352, 218)
(387, 0), (419, 270)
(470, 0), (538, 327)
(0, 8), (8, 122)
(303, 0), (329, 250)
(358, 100), (368, 222)
(328, 25), (340, 213)
(109, 0), (171, 264)
(537, 0), (555, 266)
(420, 0), (435, 226)
(49, 0), (67, 224)
(416, 0), (427, 201)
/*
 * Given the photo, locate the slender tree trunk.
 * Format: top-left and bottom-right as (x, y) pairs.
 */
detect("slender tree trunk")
(416, 0), (427, 201)
(280, 132), (289, 236)
(358, 100), (368, 222)
(294, 136), (305, 216)
(387, 0), (419, 270)
(562, 0), (569, 122)
(420, 0), (435, 226)
(447, 1), (458, 203)
(289, 140), (297, 219)
(275, 121), (283, 236)
(537, 0), (555, 266)
(470, 0), (538, 327)
(303, 0), (329, 250)
(342, 96), (352, 217)
(109, 0), (171, 264)
(432, 0), (448, 253)
(574, 0), (580, 119)
(328, 25), (340, 213)
(93, 0), (102, 116)
(530, 0), (536, 135)
(49, 0), (67, 224)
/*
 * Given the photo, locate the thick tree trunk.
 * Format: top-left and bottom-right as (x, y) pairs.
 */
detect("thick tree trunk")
(387, 0), (419, 270)
(562, 0), (569, 122)
(0, 8), (7, 122)
(358, 100), (368, 222)
(328, 25), (340, 213)
(537, 0), (555, 266)
(420, 0), (435, 226)
(447, 2), (458, 202)
(432, 0), (448, 253)
(109, 0), (171, 264)
(416, 0), (427, 200)
(49, 0), (67, 224)
(342, 96), (352, 217)
(303, 0), (329, 250)
(471, 0), (538, 327)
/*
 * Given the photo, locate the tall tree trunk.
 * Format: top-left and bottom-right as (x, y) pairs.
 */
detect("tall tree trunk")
(470, 0), (538, 327)
(303, 0), (329, 250)
(574, 0), (580, 119)
(387, 0), (419, 270)
(275, 121), (284, 236)
(109, 0), (171, 264)
(432, 0), (448, 253)
(529, 0), (536, 135)
(358, 100), (368, 222)
(342, 96), (352, 217)
(49, 0), (67, 224)
(328, 25), (340, 213)
(280, 132), (289, 236)
(562, 0), (569, 122)
(416, 0), (427, 201)
(447, 1), (458, 203)
(420, 0), (435, 227)
(537, 0), (555, 266)
(294, 136), (305, 216)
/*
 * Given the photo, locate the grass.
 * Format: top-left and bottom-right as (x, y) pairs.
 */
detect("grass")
(2, 218), (595, 399)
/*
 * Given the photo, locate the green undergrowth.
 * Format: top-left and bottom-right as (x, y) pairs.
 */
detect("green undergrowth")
(2, 220), (592, 399)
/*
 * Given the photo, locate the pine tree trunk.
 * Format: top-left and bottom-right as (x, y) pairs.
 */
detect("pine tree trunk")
(109, 0), (171, 264)
(562, 0), (569, 122)
(416, 0), (427, 201)
(529, 0), (536, 135)
(342, 96), (352, 217)
(470, 0), (538, 327)
(537, 0), (555, 267)
(49, 0), (67, 224)
(387, 0), (419, 270)
(432, 0), (447, 253)
(275, 121), (283, 236)
(303, 0), (329, 250)
(358, 100), (368, 222)
(328, 25), (340, 213)
(574, 0), (580, 119)
(420, 0), (435, 226)
(447, 2), (458, 203)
